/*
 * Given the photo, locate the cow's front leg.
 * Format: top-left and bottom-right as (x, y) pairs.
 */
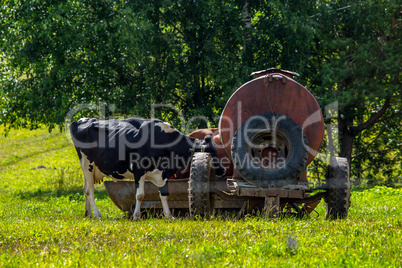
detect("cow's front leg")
(159, 183), (174, 220)
(133, 175), (145, 220)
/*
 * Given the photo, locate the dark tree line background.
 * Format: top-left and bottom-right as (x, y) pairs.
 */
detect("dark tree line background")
(1, 0), (401, 186)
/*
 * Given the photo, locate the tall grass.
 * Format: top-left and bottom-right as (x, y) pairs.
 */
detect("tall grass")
(0, 128), (401, 267)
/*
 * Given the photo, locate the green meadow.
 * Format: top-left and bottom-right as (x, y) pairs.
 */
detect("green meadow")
(0, 128), (401, 267)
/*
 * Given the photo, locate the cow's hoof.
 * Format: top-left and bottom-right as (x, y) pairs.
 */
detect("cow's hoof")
(164, 214), (175, 220)
(85, 212), (92, 218)
(132, 212), (141, 221)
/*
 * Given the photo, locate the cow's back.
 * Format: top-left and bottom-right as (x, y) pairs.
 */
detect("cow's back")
(70, 117), (155, 146)
(70, 117), (169, 178)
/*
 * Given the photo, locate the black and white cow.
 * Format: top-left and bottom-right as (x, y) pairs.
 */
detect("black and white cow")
(70, 117), (225, 220)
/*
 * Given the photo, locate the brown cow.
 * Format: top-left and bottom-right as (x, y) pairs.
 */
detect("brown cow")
(175, 128), (233, 179)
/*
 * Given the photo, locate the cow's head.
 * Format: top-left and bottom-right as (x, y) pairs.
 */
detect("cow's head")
(196, 136), (226, 177)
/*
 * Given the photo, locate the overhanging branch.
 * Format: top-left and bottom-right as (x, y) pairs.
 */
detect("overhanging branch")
(350, 98), (391, 134)
(352, 144), (402, 159)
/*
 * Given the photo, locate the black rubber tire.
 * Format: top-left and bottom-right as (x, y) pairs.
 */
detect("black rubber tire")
(189, 152), (212, 219)
(231, 113), (308, 188)
(325, 157), (351, 219)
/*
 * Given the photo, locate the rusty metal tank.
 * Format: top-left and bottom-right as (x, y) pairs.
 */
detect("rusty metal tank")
(218, 68), (325, 186)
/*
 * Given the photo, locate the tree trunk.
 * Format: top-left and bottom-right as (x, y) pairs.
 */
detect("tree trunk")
(241, 0), (252, 65)
(339, 116), (354, 168)
(338, 98), (391, 178)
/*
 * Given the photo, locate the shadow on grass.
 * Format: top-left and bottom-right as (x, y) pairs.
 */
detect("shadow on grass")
(14, 187), (110, 201)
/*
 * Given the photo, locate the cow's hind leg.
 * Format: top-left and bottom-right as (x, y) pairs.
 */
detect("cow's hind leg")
(159, 183), (174, 219)
(80, 155), (101, 219)
(83, 178), (91, 217)
(84, 172), (101, 219)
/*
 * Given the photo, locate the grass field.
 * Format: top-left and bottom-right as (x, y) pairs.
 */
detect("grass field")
(0, 128), (401, 267)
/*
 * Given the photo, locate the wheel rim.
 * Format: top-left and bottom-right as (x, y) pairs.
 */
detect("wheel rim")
(247, 129), (292, 170)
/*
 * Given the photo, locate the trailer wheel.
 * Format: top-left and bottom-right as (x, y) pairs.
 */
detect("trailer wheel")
(189, 152), (212, 219)
(231, 113), (308, 188)
(325, 157), (351, 219)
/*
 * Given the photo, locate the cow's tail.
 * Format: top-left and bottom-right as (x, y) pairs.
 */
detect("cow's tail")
(69, 121), (79, 140)
(69, 121), (83, 159)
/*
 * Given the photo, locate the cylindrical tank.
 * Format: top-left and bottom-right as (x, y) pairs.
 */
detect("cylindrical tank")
(218, 69), (324, 186)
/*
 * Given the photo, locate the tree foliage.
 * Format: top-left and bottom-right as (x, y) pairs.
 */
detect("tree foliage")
(1, 0), (245, 129)
(307, 0), (401, 185)
(0, 0), (400, 185)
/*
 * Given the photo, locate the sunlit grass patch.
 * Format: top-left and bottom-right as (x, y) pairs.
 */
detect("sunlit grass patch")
(0, 128), (69, 167)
